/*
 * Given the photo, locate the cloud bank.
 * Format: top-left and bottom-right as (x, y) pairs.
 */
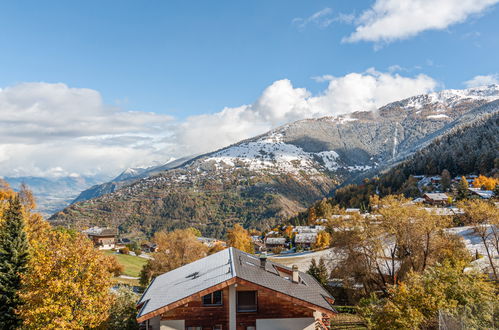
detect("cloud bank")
(0, 83), (174, 178)
(344, 0), (499, 44)
(175, 69), (437, 155)
(464, 74), (499, 88)
(0, 70), (437, 178)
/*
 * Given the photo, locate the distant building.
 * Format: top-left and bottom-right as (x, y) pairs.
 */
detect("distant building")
(468, 188), (494, 199)
(82, 227), (117, 250)
(295, 233), (317, 249)
(264, 237), (286, 250)
(293, 225), (326, 234)
(197, 237), (226, 248)
(141, 242), (158, 253)
(423, 193), (449, 206)
(136, 248), (336, 330)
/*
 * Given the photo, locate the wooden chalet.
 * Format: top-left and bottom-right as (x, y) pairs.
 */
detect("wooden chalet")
(423, 193), (450, 206)
(136, 247), (336, 330)
(82, 226), (117, 250)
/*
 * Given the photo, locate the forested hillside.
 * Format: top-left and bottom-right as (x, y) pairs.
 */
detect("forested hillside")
(318, 111), (499, 211)
(50, 87), (499, 238)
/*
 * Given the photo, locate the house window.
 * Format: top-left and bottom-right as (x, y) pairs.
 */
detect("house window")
(237, 291), (257, 312)
(202, 290), (223, 306)
(213, 325), (222, 330)
(187, 327), (202, 330)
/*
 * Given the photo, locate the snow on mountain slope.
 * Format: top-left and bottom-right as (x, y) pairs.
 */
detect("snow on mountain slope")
(69, 85), (499, 206)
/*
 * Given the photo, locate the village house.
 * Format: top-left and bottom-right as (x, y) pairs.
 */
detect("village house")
(292, 226), (326, 234)
(82, 226), (117, 249)
(468, 187), (494, 199)
(264, 237), (286, 250)
(197, 237), (227, 248)
(136, 247), (336, 330)
(423, 193), (450, 206)
(141, 242), (158, 253)
(294, 233), (317, 250)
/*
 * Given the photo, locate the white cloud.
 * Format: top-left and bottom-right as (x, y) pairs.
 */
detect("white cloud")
(464, 74), (499, 88)
(175, 69), (437, 155)
(344, 0), (499, 44)
(0, 71), (437, 177)
(0, 83), (174, 177)
(293, 8), (338, 29)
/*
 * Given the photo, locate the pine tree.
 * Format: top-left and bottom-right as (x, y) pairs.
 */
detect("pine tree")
(307, 257), (329, 287)
(456, 176), (469, 200)
(0, 197), (29, 329)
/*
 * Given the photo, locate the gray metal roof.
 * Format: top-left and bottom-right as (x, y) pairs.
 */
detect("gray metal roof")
(137, 247), (335, 319)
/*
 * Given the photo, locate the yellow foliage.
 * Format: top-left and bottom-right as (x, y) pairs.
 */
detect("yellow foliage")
(140, 229), (208, 285)
(314, 231), (331, 250)
(1, 180), (114, 328)
(472, 175), (499, 190)
(19, 230), (114, 329)
(227, 223), (254, 253)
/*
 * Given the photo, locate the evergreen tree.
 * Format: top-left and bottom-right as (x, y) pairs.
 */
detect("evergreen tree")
(0, 197), (29, 329)
(440, 169), (451, 192)
(456, 176), (469, 200)
(307, 257), (329, 287)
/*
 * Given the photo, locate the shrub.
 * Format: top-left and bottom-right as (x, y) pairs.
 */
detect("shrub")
(272, 246), (283, 255)
(119, 247), (130, 255)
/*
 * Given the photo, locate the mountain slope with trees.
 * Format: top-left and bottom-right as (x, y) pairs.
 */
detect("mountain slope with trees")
(50, 86), (499, 238)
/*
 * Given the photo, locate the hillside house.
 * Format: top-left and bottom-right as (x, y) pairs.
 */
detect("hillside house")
(295, 233), (317, 249)
(198, 237), (227, 248)
(293, 226), (326, 234)
(423, 193), (449, 206)
(142, 243), (158, 253)
(82, 227), (116, 249)
(264, 237), (286, 250)
(136, 248), (336, 330)
(468, 188), (494, 199)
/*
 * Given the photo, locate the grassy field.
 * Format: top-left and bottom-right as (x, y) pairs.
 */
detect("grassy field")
(104, 250), (148, 278)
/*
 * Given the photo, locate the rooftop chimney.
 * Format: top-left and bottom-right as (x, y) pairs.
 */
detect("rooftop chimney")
(259, 253), (267, 269)
(292, 265), (299, 283)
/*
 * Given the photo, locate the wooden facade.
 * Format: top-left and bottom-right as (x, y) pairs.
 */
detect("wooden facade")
(142, 278), (330, 330)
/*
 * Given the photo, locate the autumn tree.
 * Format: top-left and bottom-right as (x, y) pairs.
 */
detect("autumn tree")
(140, 229), (208, 285)
(329, 195), (467, 295)
(307, 258), (329, 287)
(314, 231), (331, 250)
(19, 229), (115, 329)
(358, 261), (497, 329)
(472, 175), (499, 190)
(208, 242), (227, 255)
(458, 199), (499, 280)
(105, 286), (139, 330)
(0, 197), (29, 329)
(226, 223), (254, 253)
(440, 169), (451, 192)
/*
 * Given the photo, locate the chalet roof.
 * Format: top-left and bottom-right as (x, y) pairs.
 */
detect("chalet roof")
(295, 233), (318, 244)
(82, 226), (116, 237)
(424, 193), (449, 201)
(468, 188), (494, 199)
(293, 225), (326, 233)
(264, 237), (286, 245)
(137, 247), (335, 320)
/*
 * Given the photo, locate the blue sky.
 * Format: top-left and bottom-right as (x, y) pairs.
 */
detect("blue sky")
(1, 1), (498, 117)
(1, 0), (499, 177)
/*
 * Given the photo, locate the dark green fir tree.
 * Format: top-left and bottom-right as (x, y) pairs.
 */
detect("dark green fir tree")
(307, 257), (329, 287)
(0, 197), (29, 329)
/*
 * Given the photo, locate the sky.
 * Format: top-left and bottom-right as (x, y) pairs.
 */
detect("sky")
(1, 0), (499, 178)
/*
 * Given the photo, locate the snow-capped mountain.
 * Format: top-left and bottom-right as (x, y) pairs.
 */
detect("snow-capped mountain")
(51, 85), (499, 236)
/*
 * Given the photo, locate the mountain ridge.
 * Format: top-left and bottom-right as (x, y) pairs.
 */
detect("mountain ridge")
(49, 85), (499, 237)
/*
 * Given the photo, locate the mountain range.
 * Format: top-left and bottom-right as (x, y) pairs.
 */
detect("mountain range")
(46, 85), (499, 237)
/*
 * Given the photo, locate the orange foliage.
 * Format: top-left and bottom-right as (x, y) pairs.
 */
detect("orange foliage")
(472, 175), (499, 190)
